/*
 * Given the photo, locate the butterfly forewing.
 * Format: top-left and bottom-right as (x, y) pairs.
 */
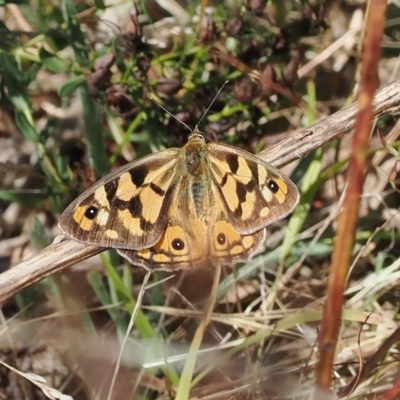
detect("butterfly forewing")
(59, 149), (180, 249)
(207, 142), (299, 235)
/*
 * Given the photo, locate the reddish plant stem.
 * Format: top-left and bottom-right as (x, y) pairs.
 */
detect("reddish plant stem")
(380, 377), (400, 400)
(315, 0), (387, 394)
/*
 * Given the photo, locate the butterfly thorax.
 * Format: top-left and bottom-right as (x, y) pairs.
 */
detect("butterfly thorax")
(183, 135), (207, 175)
(177, 132), (214, 222)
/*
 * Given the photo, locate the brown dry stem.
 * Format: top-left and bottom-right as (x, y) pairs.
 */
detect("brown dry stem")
(315, 0), (387, 395)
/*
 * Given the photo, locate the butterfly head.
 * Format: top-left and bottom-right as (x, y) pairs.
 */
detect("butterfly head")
(188, 127), (205, 143)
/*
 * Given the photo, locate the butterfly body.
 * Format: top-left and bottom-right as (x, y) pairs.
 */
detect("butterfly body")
(59, 131), (299, 271)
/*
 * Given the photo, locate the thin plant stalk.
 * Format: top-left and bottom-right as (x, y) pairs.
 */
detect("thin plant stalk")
(315, 0), (387, 395)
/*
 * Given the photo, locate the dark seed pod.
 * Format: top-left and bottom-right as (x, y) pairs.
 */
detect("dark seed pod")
(198, 8), (218, 44)
(224, 16), (244, 37)
(248, 0), (266, 14)
(156, 78), (183, 95)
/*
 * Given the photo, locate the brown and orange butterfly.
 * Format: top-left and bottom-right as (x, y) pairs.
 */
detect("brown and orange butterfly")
(59, 130), (299, 271)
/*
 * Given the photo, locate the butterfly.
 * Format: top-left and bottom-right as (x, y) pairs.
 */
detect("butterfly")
(58, 130), (299, 271)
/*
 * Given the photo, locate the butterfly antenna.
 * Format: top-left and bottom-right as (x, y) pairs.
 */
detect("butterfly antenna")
(150, 80), (228, 134)
(195, 80), (229, 131)
(150, 96), (192, 132)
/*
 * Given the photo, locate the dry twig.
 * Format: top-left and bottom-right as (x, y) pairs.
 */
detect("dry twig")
(1, 78), (400, 304)
(316, 0), (386, 393)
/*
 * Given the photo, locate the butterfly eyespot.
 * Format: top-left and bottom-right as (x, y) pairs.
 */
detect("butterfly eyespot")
(171, 238), (185, 251)
(84, 206), (99, 220)
(267, 179), (279, 193)
(217, 233), (226, 245)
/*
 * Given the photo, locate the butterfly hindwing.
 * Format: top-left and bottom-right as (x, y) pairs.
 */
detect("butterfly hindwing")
(210, 219), (266, 264)
(118, 219), (266, 270)
(119, 210), (209, 270)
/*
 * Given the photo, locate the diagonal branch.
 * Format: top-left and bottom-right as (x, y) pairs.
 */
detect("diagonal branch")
(1, 78), (400, 303)
(259, 78), (400, 166)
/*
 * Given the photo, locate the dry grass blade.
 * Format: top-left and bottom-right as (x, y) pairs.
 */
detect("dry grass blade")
(340, 326), (400, 397)
(0, 360), (73, 400)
